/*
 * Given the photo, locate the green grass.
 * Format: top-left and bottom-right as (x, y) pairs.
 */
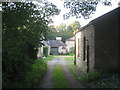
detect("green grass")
(68, 53), (74, 56)
(65, 57), (74, 61)
(52, 65), (69, 88)
(65, 58), (101, 83)
(44, 55), (53, 61)
(79, 70), (101, 82)
(67, 65), (101, 83)
(44, 55), (74, 61)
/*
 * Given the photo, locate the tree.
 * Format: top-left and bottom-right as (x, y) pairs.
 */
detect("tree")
(56, 23), (67, 32)
(2, 1), (60, 88)
(46, 25), (57, 40)
(67, 20), (81, 32)
(63, 0), (112, 19)
(55, 21), (81, 43)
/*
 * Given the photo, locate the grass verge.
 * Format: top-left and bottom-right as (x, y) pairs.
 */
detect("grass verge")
(66, 60), (119, 88)
(65, 57), (74, 61)
(52, 65), (69, 88)
(44, 55), (53, 61)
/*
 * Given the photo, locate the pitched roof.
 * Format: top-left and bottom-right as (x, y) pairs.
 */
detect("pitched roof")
(43, 40), (66, 47)
(75, 7), (119, 34)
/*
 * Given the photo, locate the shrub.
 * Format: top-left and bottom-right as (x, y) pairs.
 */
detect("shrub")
(70, 47), (74, 53)
(43, 46), (48, 57)
(24, 58), (47, 88)
(2, 58), (47, 88)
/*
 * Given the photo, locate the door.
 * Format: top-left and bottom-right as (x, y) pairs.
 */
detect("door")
(86, 44), (89, 73)
(50, 47), (58, 55)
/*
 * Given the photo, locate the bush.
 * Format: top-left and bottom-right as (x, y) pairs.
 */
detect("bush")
(24, 58), (47, 88)
(2, 58), (47, 88)
(70, 47), (74, 53)
(43, 46), (48, 57)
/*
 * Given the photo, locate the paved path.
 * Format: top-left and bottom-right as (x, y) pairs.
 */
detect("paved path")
(37, 56), (88, 88)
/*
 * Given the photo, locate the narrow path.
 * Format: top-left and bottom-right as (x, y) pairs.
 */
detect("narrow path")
(37, 56), (87, 88)
(37, 57), (58, 88)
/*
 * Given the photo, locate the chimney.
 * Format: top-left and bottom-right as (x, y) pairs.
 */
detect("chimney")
(56, 37), (62, 41)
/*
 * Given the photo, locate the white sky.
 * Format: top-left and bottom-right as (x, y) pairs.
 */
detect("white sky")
(48, 0), (119, 27)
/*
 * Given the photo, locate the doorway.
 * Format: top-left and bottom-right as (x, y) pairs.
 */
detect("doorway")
(86, 44), (89, 73)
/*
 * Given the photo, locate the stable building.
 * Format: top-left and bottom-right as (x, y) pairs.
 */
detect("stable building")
(75, 7), (119, 73)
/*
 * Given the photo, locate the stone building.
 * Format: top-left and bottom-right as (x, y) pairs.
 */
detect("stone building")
(75, 7), (119, 73)
(65, 37), (75, 53)
(44, 40), (66, 55)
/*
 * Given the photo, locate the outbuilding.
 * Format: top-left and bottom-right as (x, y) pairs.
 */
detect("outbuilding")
(75, 7), (119, 73)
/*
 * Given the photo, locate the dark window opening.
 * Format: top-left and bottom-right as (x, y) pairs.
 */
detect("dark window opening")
(62, 46), (66, 49)
(83, 37), (86, 61)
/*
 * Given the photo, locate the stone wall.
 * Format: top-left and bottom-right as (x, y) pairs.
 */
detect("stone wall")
(75, 25), (95, 73)
(66, 40), (74, 53)
(75, 8), (119, 73)
(93, 8), (119, 72)
(58, 46), (67, 54)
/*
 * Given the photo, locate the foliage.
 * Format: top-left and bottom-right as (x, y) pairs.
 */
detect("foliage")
(52, 65), (69, 88)
(79, 70), (101, 82)
(53, 20), (81, 43)
(70, 47), (74, 53)
(56, 23), (67, 32)
(43, 46), (49, 57)
(2, 58), (47, 88)
(2, 1), (60, 88)
(46, 26), (58, 40)
(88, 73), (119, 88)
(63, 0), (112, 19)
(67, 20), (81, 32)
(67, 59), (119, 88)
(24, 58), (47, 88)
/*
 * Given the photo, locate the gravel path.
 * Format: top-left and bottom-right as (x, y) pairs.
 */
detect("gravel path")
(37, 56), (88, 88)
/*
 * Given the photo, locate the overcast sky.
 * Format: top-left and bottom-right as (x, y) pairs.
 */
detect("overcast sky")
(48, 0), (119, 27)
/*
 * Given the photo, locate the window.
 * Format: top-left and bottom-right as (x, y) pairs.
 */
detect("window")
(83, 37), (86, 61)
(62, 46), (65, 49)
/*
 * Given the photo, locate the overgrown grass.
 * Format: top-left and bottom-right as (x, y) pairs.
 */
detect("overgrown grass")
(66, 61), (119, 88)
(88, 73), (119, 88)
(67, 63), (101, 82)
(79, 70), (101, 82)
(52, 65), (69, 88)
